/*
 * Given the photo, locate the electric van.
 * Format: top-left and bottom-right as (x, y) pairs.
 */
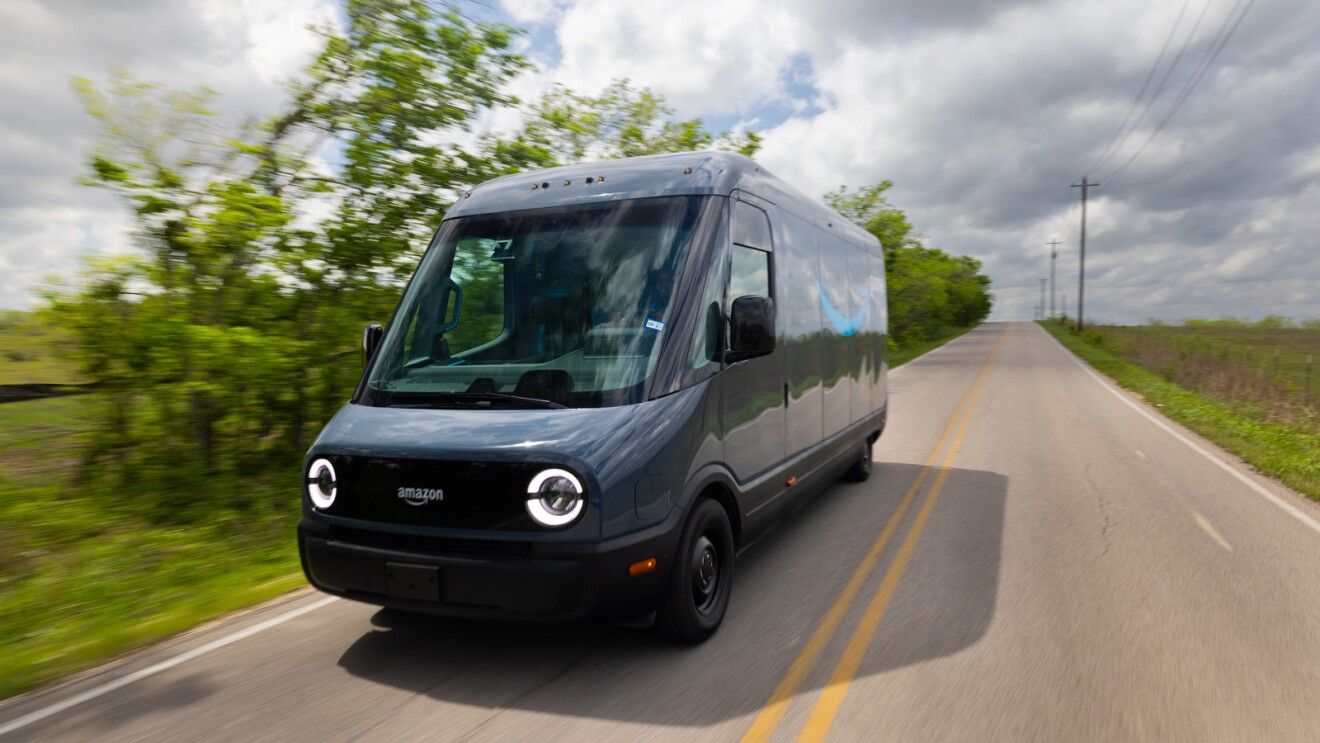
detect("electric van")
(298, 151), (888, 642)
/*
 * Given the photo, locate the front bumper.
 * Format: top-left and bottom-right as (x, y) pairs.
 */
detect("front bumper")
(297, 511), (683, 622)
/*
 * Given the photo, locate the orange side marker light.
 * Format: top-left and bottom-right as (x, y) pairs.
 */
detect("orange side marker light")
(629, 558), (657, 576)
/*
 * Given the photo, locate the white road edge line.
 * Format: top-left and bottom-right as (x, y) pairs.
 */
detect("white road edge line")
(1037, 323), (1320, 537)
(1192, 511), (1234, 552)
(0, 595), (340, 737)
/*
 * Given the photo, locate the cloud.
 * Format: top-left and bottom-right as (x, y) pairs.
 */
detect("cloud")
(543, 0), (808, 117)
(5, 0), (1319, 327)
(0, 0), (337, 309)
(750, 0), (1320, 323)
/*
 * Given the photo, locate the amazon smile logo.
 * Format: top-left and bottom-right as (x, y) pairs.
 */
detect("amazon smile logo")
(817, 280), (869, 336)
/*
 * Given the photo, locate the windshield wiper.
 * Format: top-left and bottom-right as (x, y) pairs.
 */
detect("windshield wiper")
(387, 391), (567, 410)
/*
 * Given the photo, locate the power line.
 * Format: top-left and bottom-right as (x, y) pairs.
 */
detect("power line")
(1101, 0), (1258, 184)
(1089, 0), (1213, 177)
(1085, 0), (1194, 177)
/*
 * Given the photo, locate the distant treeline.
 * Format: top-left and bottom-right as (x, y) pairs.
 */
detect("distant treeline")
(43, 0), (991, 518)
(1149, 316), (1320, 330)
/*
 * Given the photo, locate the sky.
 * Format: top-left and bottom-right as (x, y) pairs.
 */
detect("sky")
(2, 0), (1318, 324)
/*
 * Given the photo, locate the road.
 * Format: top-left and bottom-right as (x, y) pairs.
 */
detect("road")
(5, 321), (1320, 741)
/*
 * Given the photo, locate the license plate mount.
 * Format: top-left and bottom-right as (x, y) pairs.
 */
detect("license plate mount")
(386, 563), (440, 602)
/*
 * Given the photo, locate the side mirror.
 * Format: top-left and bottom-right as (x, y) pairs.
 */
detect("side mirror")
(725, 295), (775, 364)
(361, 323), (383, 370)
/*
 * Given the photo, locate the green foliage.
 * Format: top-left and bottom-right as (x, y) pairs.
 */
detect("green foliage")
(471, 79), (761, 176)
(0, 311), (83, 385)
(826, 182), (993, 346)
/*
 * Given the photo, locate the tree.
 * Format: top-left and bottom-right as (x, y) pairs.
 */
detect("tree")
(827, 183), (993, 346)
(473, 80), (760, 176)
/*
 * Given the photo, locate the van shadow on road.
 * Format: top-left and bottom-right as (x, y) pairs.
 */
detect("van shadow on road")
(336, 463), (1007, 727)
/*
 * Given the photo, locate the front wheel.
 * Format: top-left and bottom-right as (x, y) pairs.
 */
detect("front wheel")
(655, 498), (734, 643)
(843, 438), (873, 482)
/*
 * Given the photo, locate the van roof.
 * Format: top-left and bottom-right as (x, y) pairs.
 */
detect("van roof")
(445, 151), (879, 252)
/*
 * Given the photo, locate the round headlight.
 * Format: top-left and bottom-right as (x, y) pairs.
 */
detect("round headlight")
(308, 458), (337, 510)
(526, 469), (584, 527)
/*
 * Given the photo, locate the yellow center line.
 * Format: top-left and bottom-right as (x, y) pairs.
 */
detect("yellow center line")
(739, 327), (1009, 743)
(794, 330), (1007, 743)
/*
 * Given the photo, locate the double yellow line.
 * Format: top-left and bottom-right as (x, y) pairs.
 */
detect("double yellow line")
(740, 327), (1009, 743)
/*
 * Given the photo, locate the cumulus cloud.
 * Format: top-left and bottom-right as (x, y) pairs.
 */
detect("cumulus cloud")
(0, 0), (337, 309)
(544, 0), (807, 117)
(5, 0), (1319, 326)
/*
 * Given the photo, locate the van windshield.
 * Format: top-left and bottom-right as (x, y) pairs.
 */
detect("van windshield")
(363, 195), (715, 409)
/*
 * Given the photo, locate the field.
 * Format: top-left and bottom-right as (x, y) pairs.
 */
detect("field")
(1082, 322), (1319, 428)
(0, 311), (84, 386)
(1042, 320), (1320, 503)
(0, 313), (303, 698)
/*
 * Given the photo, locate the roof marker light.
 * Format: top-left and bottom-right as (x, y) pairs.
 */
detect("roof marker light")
(531, 183), (539, 190)
(563, 179), (571, 186)
(683, 167), (693, 174)
(597, 175), (605, 182)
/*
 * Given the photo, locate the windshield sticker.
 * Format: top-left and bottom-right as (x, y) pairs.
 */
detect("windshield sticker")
(645, 319), (666, 332)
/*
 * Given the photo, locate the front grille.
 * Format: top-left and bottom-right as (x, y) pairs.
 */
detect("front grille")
(330, 525), (534, 559)
(324, 455), (552, 530)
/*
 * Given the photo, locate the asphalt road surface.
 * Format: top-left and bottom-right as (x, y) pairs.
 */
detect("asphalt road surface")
(6, 322), (1320, 741)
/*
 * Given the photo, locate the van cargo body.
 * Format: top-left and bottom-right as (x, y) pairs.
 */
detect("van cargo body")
(298, 151), (888, 642)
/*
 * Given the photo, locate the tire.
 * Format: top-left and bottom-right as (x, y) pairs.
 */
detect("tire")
(843, 438), (873, 482)
(655, 498), (735, 644)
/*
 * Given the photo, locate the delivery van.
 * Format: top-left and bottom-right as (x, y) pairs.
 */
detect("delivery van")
(298, 151), (888, 642)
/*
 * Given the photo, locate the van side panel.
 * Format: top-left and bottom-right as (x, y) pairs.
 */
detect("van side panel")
(817, 230), (854, 438)
(847, 247), (874, 424)
(776, 209), (825, 457)
(869, 251), (889, 412)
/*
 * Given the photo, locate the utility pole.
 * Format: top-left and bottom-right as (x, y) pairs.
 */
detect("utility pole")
(1040, 277), (1047, 322)
(1071, 177), (1099, 331)
(1046, 240), (1061, 319)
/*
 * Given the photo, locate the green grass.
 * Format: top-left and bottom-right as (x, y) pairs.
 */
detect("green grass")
(0, 395), (303, 699)
(1090, 323), (1320, 409)
(0, 311), (84, 386)
(1039, 321), (1320, 502)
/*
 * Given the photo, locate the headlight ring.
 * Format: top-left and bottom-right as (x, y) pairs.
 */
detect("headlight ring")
(308, 458), (337, 510)
(526, 468), (584, 527)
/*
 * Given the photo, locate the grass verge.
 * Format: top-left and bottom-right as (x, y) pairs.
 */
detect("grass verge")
(1039, 321), (1320, 502)
(0, 395), (304, 700)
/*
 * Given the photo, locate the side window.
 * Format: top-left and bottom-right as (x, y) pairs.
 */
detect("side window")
(730, 245), (770, 301)
(732, 201), (772, 251)
(444, 237), (507, 355)
(691, 244), (728, 369)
